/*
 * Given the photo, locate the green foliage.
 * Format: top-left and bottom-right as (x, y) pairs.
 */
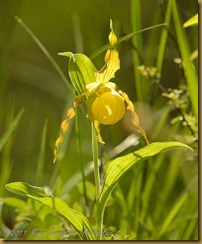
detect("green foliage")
(0, 0), (198, 241)
(5, 142), (191, 240)
(58, 52), (97, 94)
(0, 109), (24, 152)
(5, 182), (95, 240)
(98, 142), (191, 213)
(171, 0), (198, 119)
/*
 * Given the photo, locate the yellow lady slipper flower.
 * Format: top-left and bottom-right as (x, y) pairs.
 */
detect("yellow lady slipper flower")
(53, 20), (149, 163)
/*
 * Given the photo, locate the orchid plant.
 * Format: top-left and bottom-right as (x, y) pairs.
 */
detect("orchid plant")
(53, 20), (149, 163)
(4, 20), (191, 240)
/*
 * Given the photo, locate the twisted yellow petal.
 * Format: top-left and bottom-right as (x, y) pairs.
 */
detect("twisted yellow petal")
(109, 19), (117, 46)
(119, 91), (149, 145)
(95, 20), (120, 84)
(53, 95), (84, 163)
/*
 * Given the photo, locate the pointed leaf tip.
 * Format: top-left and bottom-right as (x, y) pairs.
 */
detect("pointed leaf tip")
(58, 52), (74, 58)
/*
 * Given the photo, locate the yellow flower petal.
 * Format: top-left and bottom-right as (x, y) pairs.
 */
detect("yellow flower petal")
(95, 49), (120, 84)
(61, 120), (69, 134)
(66, 108), (75, 119)
(55, 135), (64, 148)
(109, 19), (117, 46)
(119, 90), (149, 145)
(53, 94), (84, 163)
(95, 20), (120, 84)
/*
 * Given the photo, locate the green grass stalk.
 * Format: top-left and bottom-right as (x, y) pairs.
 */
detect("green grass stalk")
(156, 0), (172, 72)
(171, 0), (198, 119)
(14, 16), (72, 92)
(35, 119), (48, 186)
(130, 0), (145, 102)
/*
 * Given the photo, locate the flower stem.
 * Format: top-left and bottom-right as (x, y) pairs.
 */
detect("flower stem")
(92, 123), (101, 200)
(91, 122), (102, 239)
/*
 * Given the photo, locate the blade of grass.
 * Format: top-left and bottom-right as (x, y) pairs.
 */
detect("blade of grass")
(0, 106), (24, 195)
(72, 14), (88, 210)
(71, 13), (84, 53)
(0, 109), (24, 152)
(171, 0), (198, 119)
(35, 119), (48, 186)
(90, 23), (167, 60)
(130, 0), (145, 102)
(14, 16), (72, 92)
(157, 192), (188, 239)
(156, 0), (172, 72)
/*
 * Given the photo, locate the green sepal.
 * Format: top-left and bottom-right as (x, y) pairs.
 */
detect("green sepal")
(58, 52), (97, 94)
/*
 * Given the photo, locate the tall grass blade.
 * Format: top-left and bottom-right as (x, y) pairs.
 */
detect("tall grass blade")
(156, 0), (172, 72)
(130, 0), (146, 102)
(90, 23), (167, 60)
(14, 16), (72, 92)
(157, 193), (188, 238)
(0, 109), (24, 152)
(171, 0), (198, 118)
(35, 119), (48, 186)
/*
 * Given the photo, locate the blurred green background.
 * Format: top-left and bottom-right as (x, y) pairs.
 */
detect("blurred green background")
(0, 0), (198, 240)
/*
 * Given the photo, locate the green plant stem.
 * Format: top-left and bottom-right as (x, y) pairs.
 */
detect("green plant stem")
(91, 123), (102, 239)
(75, 107), (88, 211)
(91, 123), (101, 199)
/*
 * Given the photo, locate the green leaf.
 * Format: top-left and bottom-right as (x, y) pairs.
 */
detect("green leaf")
(183, 14), (198, 28)
(2, 197), (27, 210)
(5, 182), (95, 240)
(5, 182), (49, 198)
(28, 196), (95, 240)
(59, 52), (97, 94)
(0, 109), (24, 152)
(90, 23), (167, 60)
(97, 142), (192, 223)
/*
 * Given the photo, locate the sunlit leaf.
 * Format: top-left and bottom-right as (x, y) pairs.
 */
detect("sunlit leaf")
(183, 14), (198, 28)
(97, 142), (192, 223)
(5, 182), (49, 198)
(59, 52), (97, 94)
(5, 182), (95, 240)
(2, 197), (27, 210)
